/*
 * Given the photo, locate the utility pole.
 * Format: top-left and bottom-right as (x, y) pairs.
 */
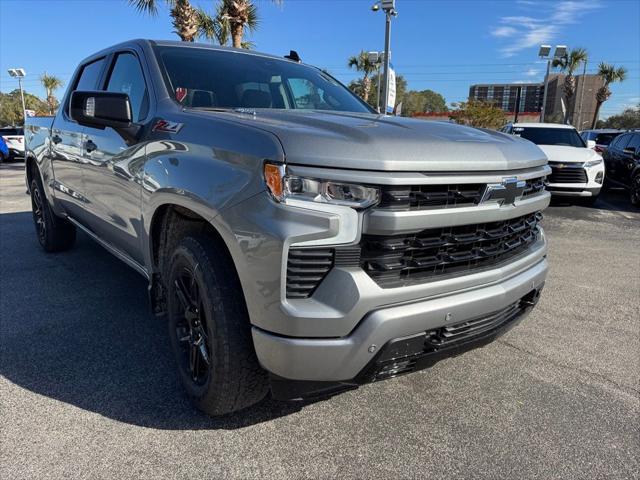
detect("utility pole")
(372, 0), (397, 115)
(514, 86), (522, 123)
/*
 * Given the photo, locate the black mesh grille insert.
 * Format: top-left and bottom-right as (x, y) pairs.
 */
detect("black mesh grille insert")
(286, 248), (334, 299)
(377, 177), (546, 210)
(548, 164), (587, 183)
(360, 212), (542, 288)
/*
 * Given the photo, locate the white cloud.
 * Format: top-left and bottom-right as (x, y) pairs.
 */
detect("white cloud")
(491, 26), (517, 37)
(524, 68), (541, 77)
(490, 1), (602, 57)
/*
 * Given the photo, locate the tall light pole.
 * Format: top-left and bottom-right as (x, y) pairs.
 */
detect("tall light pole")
(576, 57), (588, 129)
(7, 68), (27, 125)
(538, 45), (566, 123)
(372, 0), (397, 115)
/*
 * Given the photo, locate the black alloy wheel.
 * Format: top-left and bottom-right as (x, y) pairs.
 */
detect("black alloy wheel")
(31, 182), (47, 245)
(172, 266), (211, 386)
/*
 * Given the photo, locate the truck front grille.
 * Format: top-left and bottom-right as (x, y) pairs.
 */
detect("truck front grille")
(286, 248), (334, 299)
(377, 177), (545, 211)
(360, 212), (542, 288)
(548, 163), (587, 183)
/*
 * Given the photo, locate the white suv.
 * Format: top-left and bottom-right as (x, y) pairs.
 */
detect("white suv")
(502, 123), (604, 205)
(0, 127), (25, 160)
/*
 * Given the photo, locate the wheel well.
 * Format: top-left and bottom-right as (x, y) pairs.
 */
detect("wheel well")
(150, 204), (231, 276)
(148, 205), (239, 316)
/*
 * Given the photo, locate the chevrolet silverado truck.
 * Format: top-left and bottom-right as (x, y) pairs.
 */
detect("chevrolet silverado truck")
(25, 40), (550, 416)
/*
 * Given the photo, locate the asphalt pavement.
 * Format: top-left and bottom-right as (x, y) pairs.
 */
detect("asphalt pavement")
(1, 161), (639, 479)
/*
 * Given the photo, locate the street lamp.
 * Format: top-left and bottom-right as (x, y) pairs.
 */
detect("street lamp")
(538, 45), (566, 122)
(372, 0), (397, 115)
(7, 68), (27, 125)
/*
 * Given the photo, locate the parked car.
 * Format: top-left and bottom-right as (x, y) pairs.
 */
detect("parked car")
(0, 127), (25, 160)
(0, 136), (9, 162)
(25, 40), (550, 416)
(580, 129), (623, 154)
(602, 131), (640, 206)
(502, 122), (604, 205)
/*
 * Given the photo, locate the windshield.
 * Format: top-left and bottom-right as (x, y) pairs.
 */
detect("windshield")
(155, 46), (372, 113)
(513, 126), (585, 147)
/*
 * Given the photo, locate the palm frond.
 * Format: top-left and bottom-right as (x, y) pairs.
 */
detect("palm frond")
(128, 0), (162, 16)
(244, 1), (259, 32)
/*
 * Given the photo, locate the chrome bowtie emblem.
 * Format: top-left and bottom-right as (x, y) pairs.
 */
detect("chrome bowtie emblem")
(481, 177), (526, 206)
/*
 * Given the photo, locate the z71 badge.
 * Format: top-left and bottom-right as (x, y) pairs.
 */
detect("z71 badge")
(152, 119), (184, 133)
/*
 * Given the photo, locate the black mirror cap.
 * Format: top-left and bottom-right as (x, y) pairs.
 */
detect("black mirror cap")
(70, 91), (132, 129)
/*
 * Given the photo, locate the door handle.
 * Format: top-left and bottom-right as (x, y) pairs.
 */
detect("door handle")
(51, 134), (62, 144)
(85, 139), (97, 153)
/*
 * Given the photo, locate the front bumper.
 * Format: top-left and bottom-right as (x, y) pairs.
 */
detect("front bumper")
(219, 166), (550, 392)
(253, 256), (547, 385)
(547, 162), (604, 197)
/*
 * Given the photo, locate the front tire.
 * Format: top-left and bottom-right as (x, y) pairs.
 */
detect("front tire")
(631, 174), (640, 207)
(166, 235), (269, 416)
(30, 177), (76, 252)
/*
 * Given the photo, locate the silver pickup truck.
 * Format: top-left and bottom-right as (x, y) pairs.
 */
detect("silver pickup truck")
(25, 39), (550, 416)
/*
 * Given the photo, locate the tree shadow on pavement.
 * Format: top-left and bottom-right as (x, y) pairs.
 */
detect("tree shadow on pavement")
(0, 211), (316, 430)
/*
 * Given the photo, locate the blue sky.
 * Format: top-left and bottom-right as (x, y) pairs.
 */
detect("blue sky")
(1, 0), (638, 118)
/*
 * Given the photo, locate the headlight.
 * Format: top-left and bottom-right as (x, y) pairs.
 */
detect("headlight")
(583, 158), (603, 168)
(264, 163), (379, 209)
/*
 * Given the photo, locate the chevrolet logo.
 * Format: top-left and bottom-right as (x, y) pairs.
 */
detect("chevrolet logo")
(480, 177), (526, 206)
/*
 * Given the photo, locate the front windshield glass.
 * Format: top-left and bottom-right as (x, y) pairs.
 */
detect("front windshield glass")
(513, 126), (586, 147)
(155, 46), (372, 113)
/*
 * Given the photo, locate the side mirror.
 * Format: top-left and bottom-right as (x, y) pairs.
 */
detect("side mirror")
(70, 91), (132, 129)
(587, 139), (596, 149)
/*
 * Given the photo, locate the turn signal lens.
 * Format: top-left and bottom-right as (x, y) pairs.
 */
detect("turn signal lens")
(264, 163), (284, 200)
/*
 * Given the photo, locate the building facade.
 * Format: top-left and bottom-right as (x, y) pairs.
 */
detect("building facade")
(468, 74), (604, 128)
(469, 83), (544, 114)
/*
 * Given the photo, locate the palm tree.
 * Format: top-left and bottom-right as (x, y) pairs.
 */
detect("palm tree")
(591, 63), (627, 129)
(552, 47), (588, 123)
(217, 0), (282, 49)
(40, 73), (63, 115)
(348, 51), (377, 103)
(129, 0), (209, 42)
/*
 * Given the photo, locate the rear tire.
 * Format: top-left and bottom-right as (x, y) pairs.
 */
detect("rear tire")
(166, 234), (269, 416)
(30, 176), (76, 252)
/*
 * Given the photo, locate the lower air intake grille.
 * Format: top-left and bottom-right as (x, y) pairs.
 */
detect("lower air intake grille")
(426, 301), (522, 347)
(360, 212), (542, 288)
(286, 248), (334, 299)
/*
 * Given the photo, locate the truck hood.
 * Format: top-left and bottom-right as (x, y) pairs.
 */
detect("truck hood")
(536, 144), (602, 163)
(211, 110), (547, 172)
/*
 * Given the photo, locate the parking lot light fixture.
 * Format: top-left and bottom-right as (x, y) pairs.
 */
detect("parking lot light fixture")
(538, 46), (566, 122)
(7, 68), (27, 125)
(372, 0), (397, 115)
